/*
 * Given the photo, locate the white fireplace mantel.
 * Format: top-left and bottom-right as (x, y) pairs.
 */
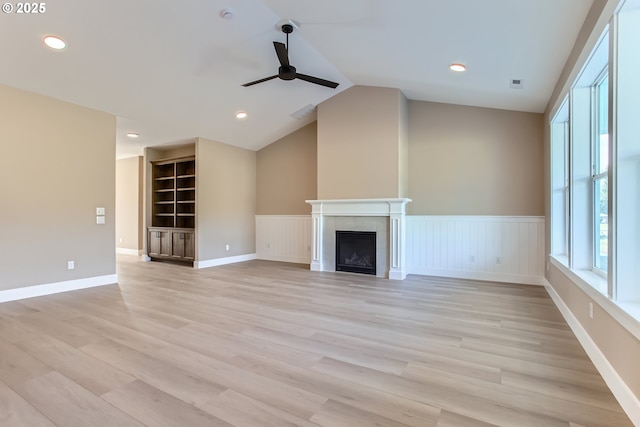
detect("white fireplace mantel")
(305, 198), (411, 280)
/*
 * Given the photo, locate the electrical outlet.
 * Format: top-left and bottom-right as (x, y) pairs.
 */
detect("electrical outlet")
(68, 261), (75, 270)
(589, 302), (594, 319)
(119, 237), (123, 244)
(225, 244), (230, 251)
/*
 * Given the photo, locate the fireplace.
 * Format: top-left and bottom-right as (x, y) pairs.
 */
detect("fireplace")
(336, 231), (376, 275)
(306, 198), (411, 279)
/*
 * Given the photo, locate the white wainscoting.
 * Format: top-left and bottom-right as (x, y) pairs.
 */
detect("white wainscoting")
(255, 215), (312, 264)
(256, 215), (545, 285)
(406, 216), (545, 285)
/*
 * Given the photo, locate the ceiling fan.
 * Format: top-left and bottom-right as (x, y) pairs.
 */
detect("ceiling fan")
(242, 23), (339, 89)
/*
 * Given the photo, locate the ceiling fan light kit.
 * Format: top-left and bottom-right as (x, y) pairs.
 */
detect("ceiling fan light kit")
(242, 22), (339, 89)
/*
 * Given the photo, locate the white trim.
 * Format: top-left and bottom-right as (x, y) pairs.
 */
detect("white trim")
(409, 268), (543, 286)
(544, 279), (640, 427)
(306, 198), (412, 217)
(550, 256), (640, 340)
(0, 274), (118, 303)
(116, 248), (143, 256)
(194, 253), (257, 269)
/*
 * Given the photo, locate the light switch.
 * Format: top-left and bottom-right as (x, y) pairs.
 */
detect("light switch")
(96, 207), (106, 215)
(96, 216), (106, 224)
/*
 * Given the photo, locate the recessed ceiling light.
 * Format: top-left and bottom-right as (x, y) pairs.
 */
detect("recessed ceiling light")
(235, 111), (247, 119)
(43, 35), (66, 50)
(126, 132), (139, 138)
(449, 63), (466, 72)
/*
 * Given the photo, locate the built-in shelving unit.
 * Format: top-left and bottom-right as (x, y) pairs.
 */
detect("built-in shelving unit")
(149, 156), (195, 263)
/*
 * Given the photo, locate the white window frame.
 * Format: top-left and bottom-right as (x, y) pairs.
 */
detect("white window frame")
(591, 69), (609, 277)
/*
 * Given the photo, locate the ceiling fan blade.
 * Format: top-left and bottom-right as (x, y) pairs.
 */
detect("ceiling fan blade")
(242, 75), (278, 87)
(296, 73), (339, 89)
(273, 42), (289, 67)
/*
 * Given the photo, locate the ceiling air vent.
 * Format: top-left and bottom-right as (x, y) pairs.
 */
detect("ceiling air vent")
(510, 79), (524, 89)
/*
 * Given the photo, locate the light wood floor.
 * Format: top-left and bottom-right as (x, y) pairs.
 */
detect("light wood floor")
(0, 256), (634, 427)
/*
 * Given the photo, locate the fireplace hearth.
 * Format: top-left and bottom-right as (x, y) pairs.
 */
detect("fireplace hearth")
(336, 231), (376, 275)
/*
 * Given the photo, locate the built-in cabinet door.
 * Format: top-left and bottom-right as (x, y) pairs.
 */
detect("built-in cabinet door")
(171, 231), (195, 261)
(159, 231), (171, 257)
(148, 230), (161, 257)
(172, 232), (185, 259)
(148, 229), (171, 258)
(183, 232), (195, 260)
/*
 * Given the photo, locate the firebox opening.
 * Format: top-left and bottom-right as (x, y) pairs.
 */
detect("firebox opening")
(335, 231), (376, 275)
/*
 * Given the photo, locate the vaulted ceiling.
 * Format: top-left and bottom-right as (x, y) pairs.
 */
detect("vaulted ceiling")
(0, 0), (593, 157)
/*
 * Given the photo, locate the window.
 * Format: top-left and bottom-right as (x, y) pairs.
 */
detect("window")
(563, 28), (608, 291)
(592, 73), (608, 274)
(549, 0), (640, 325)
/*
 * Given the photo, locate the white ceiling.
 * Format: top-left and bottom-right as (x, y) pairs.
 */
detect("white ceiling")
(0, 0), (593, 157)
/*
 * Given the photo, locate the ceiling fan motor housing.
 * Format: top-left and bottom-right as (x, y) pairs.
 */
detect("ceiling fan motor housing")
(281, 23), (294, 34)
(279, 65), (297, 80)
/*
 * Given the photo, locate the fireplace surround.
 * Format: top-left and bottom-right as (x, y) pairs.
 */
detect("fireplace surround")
(306, 198), (411, 279)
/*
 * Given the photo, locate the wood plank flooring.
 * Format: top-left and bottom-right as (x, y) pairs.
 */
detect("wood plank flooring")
(0, 256), (634, 427)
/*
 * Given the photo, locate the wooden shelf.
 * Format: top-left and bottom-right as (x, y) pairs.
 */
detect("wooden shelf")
(150, 157), (195, 229)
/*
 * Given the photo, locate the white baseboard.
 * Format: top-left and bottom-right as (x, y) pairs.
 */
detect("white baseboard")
(544, 279), (640, 426)
(116, 248), (143, 256)
(0, 274), (118, 303)
(256, 254), (309, 264)
(408, 267), (543, 286)
(194, 253), (257, 269)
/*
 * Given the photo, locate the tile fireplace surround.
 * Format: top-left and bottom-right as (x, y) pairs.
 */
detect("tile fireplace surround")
(306, 198), (411, 280)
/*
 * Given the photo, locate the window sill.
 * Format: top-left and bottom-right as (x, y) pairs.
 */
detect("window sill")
(549, 255), (640, 341)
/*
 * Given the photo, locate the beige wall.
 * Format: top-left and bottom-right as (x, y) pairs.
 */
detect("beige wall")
(196, 137), (256, 261)
(256, 122), (317, 215)
(398, 91), (410, 198)
(408, 101), (544, 215)
(543, 0), (640, 407)
(116, 156), (143, 252)
(549, 264), (640, 396)
(317, 86), (405, 199)
(0, 84), (116, 290)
